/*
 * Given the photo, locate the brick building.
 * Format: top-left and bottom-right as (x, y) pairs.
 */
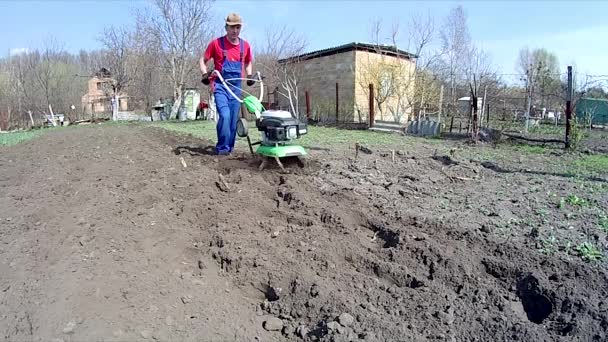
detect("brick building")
(81, 68), (129, 116)
(277, 42), (417, 124)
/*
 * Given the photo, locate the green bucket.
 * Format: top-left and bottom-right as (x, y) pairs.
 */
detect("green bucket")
(243, 96), (265, 114)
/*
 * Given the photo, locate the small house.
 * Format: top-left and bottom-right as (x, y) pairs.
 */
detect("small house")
(277, 42), (417, 124)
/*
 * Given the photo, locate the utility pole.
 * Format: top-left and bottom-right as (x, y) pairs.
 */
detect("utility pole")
(565, 66), (573, 149)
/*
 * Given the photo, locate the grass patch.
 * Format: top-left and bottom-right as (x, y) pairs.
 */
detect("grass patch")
(576, 242), (603, 262)
(150, 120), (415, 149)
(0, 130), (43, 146)
(510, 144), (547, 154)
(572, 154), (608, 175)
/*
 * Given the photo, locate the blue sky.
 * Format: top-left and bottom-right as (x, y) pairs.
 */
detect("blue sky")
(2, 0), (608, 77)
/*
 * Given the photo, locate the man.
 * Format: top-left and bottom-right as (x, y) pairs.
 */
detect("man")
(200, 12), (255, 155)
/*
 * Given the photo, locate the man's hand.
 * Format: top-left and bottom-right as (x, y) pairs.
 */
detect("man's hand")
(247, 73), (260, 86)
(201, 71), (211, 85)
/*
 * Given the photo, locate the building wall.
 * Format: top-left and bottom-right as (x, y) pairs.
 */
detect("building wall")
(354, 50), (416, 124)
(277, 51), (357, 122)
(576, 97), (608, 125)
(276, 49), (417, 124)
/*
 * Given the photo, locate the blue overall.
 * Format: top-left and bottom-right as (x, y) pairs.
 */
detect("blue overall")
(214, 37), (244, 155)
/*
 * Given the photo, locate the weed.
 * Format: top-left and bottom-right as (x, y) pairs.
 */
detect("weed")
(535, 209), (549, 224)
(566, 194), (586, 206)
(538, 235), (558, 255)
(557, 197), (566, 209)
(599, 215), (608, 233)
(576, 242), (603, 262)
(568, 117), (585, 150)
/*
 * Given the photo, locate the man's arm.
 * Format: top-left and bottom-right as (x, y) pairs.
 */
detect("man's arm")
(245, 61), (253, 76)
(200, 40), (215, 74)
(200, 55), (210, 74)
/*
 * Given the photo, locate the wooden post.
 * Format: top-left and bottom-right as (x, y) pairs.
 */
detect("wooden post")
(480, 86), (487, 129)
(305, 90), (311, 120)
(335, 82), (339, 123)
(369, 83), (375, 128)
(449, 116), (454, 133)
(565, 65), (573, 149)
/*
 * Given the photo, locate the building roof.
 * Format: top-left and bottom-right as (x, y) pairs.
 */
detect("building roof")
(277, 42), (418, 64)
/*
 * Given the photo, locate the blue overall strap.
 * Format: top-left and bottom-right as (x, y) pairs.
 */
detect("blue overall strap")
(240, 39), (244, 62)
(220, 37), (244, 63)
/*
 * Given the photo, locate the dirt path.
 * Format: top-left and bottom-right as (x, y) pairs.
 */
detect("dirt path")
(1, 123), (607, 342)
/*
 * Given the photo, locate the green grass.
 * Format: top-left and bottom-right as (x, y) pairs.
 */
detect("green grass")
(150, 120), (415, 149)
(0, 130), (43, 146)
(493, 120), (564, 136)
(510, 144), (548, 154)
(576, 242), (603, 262)
(572, 155), (608, 175)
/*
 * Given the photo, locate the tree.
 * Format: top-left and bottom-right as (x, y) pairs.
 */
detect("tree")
(99, 26), (134, 95)
(357, 15), (438, 124)
(517, 47), (561, 111)
(437, 5), (472, 113)
(254, 25), (308, 119)
(129, 21), (164, 113)
(584, 86), (608, 99)
(137, 0), (215, 118)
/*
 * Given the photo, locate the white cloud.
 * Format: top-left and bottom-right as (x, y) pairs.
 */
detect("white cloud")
(9, 47), (29, 56)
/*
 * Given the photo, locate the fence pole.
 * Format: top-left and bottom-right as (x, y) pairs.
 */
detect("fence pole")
(449, 116), (454, 133)
(305, 90), (311, 120)
(335, 83), (339, 123)
(565, 65), (573, 149)
(369, 83), (375, 128)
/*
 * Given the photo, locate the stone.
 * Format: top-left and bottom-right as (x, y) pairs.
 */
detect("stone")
(296, 325), (309, 338)
(282, 324), (295, 336)
(263, 317), (283, 331)
(181, 295), (192, 304)
(338, 313), (355, 327)
(326, 321), (341, 332)
(62, 320), (77, 334)
(310, 284), (319, 297)
(437, 307), (455, 325)
(480, 224), (492, 234)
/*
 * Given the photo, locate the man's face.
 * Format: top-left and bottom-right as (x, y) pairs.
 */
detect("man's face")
(226, 24), (241, 41)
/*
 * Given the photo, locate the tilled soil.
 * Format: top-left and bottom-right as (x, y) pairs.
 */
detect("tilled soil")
(1, 123), (607, 342)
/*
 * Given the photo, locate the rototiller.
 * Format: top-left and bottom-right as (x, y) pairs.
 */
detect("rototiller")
(206, 70), (308, 170)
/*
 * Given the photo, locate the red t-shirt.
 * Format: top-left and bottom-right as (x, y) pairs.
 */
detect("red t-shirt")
(204, 37), (253, 81)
